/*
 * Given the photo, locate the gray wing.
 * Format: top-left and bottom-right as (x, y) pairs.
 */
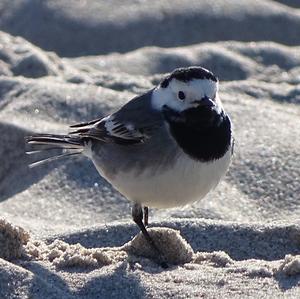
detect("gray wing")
(69, 89), (164, 145)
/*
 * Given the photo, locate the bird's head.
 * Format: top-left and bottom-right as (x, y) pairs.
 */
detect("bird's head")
(152, 66), (224, 127)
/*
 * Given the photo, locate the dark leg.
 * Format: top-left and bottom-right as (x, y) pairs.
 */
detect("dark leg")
(143, 206), (148, 227)
(132, 203), (168, 268)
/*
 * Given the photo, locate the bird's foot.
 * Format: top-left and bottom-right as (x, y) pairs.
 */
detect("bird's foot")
(143, 206), (148, 227)
(132, 203), (168, 268)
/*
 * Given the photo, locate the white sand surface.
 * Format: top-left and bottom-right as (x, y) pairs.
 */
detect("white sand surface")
(0, 1), (299, 298)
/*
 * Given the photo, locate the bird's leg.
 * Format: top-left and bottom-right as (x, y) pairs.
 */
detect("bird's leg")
(131, 203), (168, 268)
(143, 206), (148, 227)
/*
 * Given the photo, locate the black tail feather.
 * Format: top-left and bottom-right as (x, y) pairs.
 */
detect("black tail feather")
(25, 135), (84, 147)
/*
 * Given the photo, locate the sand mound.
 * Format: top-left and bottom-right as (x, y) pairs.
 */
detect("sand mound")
(123, 227), (194, 265)
(277, 255), (300, 276)
(25, 238), (127, 269)
(0, 31), (61, 78)
(0, 219), (29, 261)
(23, 227), (195, 268)
(193, 251), (233, 267)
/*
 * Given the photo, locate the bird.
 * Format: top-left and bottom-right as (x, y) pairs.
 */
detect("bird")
(26, 66), (234, 267)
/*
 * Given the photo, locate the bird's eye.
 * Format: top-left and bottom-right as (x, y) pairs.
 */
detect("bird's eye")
(178, 91), (185, 100)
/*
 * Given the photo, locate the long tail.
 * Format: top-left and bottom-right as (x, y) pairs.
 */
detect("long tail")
(25, 134), (86, 168)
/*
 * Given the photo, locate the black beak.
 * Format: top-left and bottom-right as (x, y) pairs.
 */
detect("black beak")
(192, 96), (215, 108)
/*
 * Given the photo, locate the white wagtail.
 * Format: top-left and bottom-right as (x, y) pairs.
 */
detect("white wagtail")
(26, 66), (234, 267)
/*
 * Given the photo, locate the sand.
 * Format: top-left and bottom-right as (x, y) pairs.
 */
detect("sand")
(0, 0), (299, 298)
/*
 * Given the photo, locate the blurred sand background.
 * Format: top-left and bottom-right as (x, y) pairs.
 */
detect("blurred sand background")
(0, 0), (299, 298)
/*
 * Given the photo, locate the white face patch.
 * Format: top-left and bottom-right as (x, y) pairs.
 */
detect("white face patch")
(151, 78), (218, 112)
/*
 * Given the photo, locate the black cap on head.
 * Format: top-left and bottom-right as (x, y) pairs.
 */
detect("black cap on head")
(160, 66), (217, 88)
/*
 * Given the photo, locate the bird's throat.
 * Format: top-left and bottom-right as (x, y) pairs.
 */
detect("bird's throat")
(164, 107), (232, 162)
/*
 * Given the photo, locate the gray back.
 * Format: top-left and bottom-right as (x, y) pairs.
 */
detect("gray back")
(91, 90), (180, 177)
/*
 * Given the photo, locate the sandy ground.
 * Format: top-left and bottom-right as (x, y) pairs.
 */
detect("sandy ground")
(0, 0), (299, 298)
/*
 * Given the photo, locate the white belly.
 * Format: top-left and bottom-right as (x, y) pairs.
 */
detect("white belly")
(94, 149), (232, 209)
